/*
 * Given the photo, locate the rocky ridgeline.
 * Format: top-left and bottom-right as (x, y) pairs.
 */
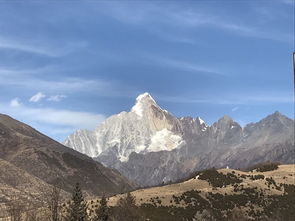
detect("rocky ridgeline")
(64, 93), (294, 186)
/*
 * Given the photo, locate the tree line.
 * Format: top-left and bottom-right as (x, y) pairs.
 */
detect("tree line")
(2, 182), (145, 221)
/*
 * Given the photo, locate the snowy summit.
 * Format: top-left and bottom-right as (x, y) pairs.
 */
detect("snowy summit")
(64, 92), (210, 164)
(131, 92), (158, 117)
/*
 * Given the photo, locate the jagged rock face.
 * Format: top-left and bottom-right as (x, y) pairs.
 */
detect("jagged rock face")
(65, 93), (192, 162)
(63, 129), (96, 157)
(210, 115), (243, 146)
(64, 93), (294, 187)
(241, 111), (294, 147)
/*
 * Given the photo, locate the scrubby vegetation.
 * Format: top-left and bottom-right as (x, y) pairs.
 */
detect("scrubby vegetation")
(250, 174), (265, 180)
(140, 183), (295, 221)
(2, 165), (294, 221)
(111, 192), (145, 221)
(197, 168), (242, 187)
(1, 183), (144, 221)
(245, 161), (281, 172)
(138, 166), (295, 221)
(175, 167), (243, 187)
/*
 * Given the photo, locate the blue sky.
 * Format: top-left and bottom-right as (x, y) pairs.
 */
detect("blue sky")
(0, 0), (294, 142)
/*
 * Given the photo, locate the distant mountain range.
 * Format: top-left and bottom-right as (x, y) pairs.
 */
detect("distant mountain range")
(0, 114), (134, 202)
(64, 93), (294, 187)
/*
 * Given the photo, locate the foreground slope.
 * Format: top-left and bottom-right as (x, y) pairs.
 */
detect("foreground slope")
(0, 158), (58, 218)
(0, 114), (134, 197)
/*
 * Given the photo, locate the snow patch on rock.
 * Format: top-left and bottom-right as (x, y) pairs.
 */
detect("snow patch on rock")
(147, 128), (184, 152)
(131, 102), (144, 117)
(198, 117), (205, 125)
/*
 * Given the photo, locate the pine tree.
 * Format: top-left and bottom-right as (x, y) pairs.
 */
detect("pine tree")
(65, 183), (88, 221)
(113, 192), (145, 221)
(125, 192), (136, 206)
(93, 194), (108, 221)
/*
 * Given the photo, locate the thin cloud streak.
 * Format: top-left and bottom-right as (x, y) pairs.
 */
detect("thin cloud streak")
(47, 95), (67, 102)
(0, 66), (140, 99)
(0, 100), (105, 141)
(172, 11), (292, 43)
(280, 0), (293, 5)
(1, 74), (111, 94)
(101, 2), (292, 44)
(231, 107), (239, 112)
(0, 66), (63, 77)
(0, 35), (88, 57)
(0, 37), (57, 57)
(0, 101), (105, 129)
(157, 93), (294, 105)
(143, 54), (223, 76)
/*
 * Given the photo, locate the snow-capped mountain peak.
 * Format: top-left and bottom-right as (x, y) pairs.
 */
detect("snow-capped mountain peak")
(136, 92), (156, 104)
(63, 101), (294, 187)
(195, 116), (208, 131)
(64, 92), (187, 162)
(131, 92), (159, 117)
(196, 117), (206, 126)
(64, 93), (228, 164)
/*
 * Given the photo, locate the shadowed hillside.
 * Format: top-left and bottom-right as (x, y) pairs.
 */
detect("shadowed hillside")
(0, 114), (134, 199)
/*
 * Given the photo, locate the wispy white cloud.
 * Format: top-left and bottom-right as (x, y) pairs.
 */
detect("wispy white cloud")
(0, 101), (105, 136)
(0, 67), (110, 97)
(242, 94), (294, 104)
(153, 30), (197, 45)
(158, 93), (294, 105)
(144, 55), (223, 75)
(168, 9), (292, 43)
(100, 2), (292, 44)
(0, 35), (88, 57)
(157, 95), (213, 104)
(231, 107), (239, 112)
(280, 0), (293, 5)
(19, 107), (104, 129)
(0, 66), (62, 78)
(9, 98), (21, 107)
(29, 92), (46, 103)
(0, 71), (111, 94)
(47, 95), (67, 102)
(214, 21), (292, 43)
(0, 37), (56, 57)
(0, 66), (137, 99)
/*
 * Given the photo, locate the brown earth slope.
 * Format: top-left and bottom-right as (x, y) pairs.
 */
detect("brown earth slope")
(0, 114), (134, 198)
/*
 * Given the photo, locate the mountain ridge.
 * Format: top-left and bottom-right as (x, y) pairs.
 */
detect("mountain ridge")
(64, 93), (294, 186)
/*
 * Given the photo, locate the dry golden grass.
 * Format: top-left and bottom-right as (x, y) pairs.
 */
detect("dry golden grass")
(101, 164), (295, 207)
